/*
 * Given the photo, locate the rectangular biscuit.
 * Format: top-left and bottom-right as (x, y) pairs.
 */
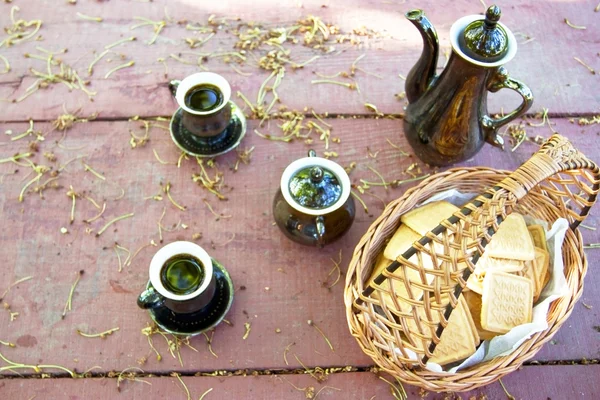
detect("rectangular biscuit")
(528, 225), (547, 252)
(400, 201), (459, 236)
(485, 213), (535, 261)
(465, 254), (524, 295)
(481, 271), (533, 334)
(533, 247), (550, 290)
(523, 260), (541, 302)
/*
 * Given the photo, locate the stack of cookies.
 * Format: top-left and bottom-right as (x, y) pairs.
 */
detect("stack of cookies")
(370, 200), (552, 366)
(465, 213), (550, 341)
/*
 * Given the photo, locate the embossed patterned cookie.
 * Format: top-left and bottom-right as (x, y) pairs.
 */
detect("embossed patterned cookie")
(481, 271), (533, 334)
(485, 213), (535, 261)
(429, 296), (480, 366)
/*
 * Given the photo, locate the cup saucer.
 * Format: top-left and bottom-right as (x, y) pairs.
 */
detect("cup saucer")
(145, 259), (234, 336)
(169, 102), (246, 158)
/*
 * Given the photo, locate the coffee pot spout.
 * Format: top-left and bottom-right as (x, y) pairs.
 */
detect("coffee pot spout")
(405, 10), (439, 103)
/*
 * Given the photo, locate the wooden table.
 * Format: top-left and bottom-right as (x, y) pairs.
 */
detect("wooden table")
(1, 0), (598, 398)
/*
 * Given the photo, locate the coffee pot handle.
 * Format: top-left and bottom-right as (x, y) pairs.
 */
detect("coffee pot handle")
(137, 286), (165, 310)
(481, 67), (534, 149)
(168, 80), (181, 98)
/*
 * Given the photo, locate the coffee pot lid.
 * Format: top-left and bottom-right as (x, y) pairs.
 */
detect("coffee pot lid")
(288, 150), (342, 209)
(280, 150), (351, 216)
(460, 5), (509, 62)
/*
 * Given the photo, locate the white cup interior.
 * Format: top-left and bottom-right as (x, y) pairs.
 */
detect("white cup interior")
(175, 72), (232, 115)
(280, 155), (351, 216)
(149, 241), (213, 301)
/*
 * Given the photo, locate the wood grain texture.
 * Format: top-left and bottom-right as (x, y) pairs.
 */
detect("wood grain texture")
(1, 366), (599, 399)
(1, 0), (599, 120)
(0, 117), (598, 379)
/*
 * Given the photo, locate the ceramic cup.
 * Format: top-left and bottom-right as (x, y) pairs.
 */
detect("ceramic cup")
(169, 72), (232, 138)
(137, 241), (217, 314)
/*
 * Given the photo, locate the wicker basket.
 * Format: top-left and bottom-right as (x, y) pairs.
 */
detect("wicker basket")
(345, 134), (600, 392)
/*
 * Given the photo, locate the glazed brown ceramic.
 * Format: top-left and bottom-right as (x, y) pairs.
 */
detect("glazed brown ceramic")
(404, 6), (533, 167)
(273, 150), (355, 247)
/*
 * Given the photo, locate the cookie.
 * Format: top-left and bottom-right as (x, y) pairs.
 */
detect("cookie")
(533, 247), (550, 290)
(523, 259), (541, 302)
(400, 201), (459, 236)
(528, 224), (548, 252)
(485, 213), (535, 261)
(463, 291), (498, 341)
(383, 225), (422, 261)
(481, 271), (533, 334)
(429, 296), (480, 366)
(370, 253), (433, 313)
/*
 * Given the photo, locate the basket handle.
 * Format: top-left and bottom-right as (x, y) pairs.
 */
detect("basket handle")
(495, 134), (600, 229)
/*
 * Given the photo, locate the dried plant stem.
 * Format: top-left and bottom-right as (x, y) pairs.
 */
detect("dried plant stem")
(379, 376), (407, 400)
(202, 331), (218, 358)
(62, 270), (83, 318)
(293, 354), (319, 381)
(351, 190), (368, 213)
(499, 378), (516, 400)
(564, 18), (586, 29)
(308, 320), (334, 352)
(19, 173), (42, 202)
(203, 199), (231, 220)
(84, 202), (106, 224)
(77, 12), (103, 22)
(198, 388), (213, 400)
(283, 342), (294, 365)
(0, 349), (76, 377)
(0, 153), (32, 164)
(164, 182), (186, 211)
(84, 195), (102, 210)
(76, 327), (119, 338)
(0, 55), (9, 73)
(117, 367), (151, 390)
(82, 161), (105, 180)
(104, 61), (135, 79)
(0, 340), (15, 347)
(96, 213), (134, 236)
(573, 57), (596, 74)
(242, 322), (251, 340)
(105, 36), (137, 50)
(127, 241), (156, 267)
(152, 148), (174, 165)
(88, 50), (109, 75)
(1, 276), (33, 300)
(173, 374), (191, 400)
(326, 250), (342, 289)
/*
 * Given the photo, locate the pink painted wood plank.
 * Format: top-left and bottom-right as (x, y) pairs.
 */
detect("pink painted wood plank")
(1, 366), (600, 399)
(0, 117), (598, 377)
(1, 0), (599, 120)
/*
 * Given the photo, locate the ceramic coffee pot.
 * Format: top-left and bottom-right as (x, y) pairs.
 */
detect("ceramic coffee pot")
(273, 150), (355, 248)
(404, 5), (533, 166)
(168, 72), (246, 157)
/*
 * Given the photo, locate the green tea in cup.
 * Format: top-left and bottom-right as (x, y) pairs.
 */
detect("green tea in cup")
(160, 254), (204, 295)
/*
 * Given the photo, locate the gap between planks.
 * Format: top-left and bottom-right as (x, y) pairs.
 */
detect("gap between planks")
(0, 359), (597, 380)
(1, 111), (597, 125)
